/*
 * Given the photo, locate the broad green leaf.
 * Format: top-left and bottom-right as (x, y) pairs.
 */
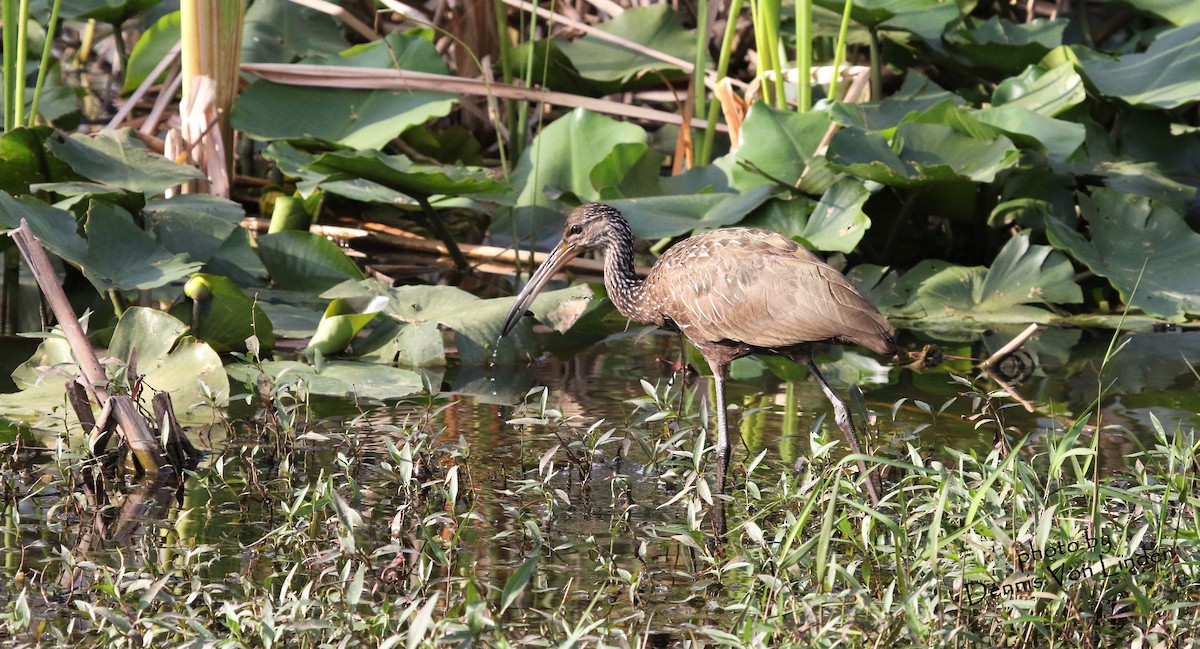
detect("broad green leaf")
(225, 360), (423, 400)
(4, 309), (228, 420)
(494, 109), (647, 241)
(1081, 21), (1200, 109)
(798, 178), (872, 253)
(107, 308), (230, 412)
(891, 232), (1081, 327)
(124, 11), (180, 94)
(143, 194), (245, 264)
(0, 192), (88, 262)
(831, 73), (962, 131)
(557, 5), (695, 84)
(944, 17), (1066, 72)
(305, 296), (388, 357)
(81, 202), (203, 292)
(1046, 189), (1200, 320)
(814, 0), (960, 40)
(829, 119), (1019, 185)
(0, 127), (77, 195)
(305, 150), (508, 198)
(604, 186), (775, 239)
(359, 283), (594, 366)
(233, 33), (455, 149)
(991, 61), (1085, 116)
(973, 106), (1085, 164)
(60, 0), (161, 23)
(175, 274), (276, 353)
(733, 103), (832, 191)
(241, 0), (350, 64)
(355, 320), (446, 366)
(1109, 0), (1200, 26)
(45, 129), (205, 194)
(257, 230), (365, 292)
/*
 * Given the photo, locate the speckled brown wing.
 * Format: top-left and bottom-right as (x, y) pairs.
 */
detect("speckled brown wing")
(644, 228), (896, 355)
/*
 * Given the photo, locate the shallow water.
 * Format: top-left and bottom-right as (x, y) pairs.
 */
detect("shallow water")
(2, 325), (1199, 638)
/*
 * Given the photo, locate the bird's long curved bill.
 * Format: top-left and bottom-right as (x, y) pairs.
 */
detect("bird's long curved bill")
(501, 241), (580, 336)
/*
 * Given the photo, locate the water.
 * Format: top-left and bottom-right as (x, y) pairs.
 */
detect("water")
(2, 325), (1198, 638)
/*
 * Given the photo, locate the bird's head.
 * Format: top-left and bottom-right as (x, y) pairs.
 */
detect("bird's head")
(501, 203), (628, 336)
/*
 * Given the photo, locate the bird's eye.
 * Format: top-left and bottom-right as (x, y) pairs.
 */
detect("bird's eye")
(568, 224), (582, 235)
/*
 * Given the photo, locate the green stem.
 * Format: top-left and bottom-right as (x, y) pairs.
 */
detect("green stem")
(691, 0), (708, 167)
(699, 0), (746, 165)
(3, 0), (17, 130)
(14, 0), (31, 127)
(868, 29), (882, 103)
(415, 196), (470, 271)
(28, 0), (62, 127)
(827, 0), (853, 103)
(110, 20), (129, 78)
(795, 0), (811, 112)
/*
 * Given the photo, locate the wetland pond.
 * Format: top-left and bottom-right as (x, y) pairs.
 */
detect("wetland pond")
(2, 325), (1199, 645)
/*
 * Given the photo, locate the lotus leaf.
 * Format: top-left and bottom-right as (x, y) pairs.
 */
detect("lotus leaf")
(889, 232), (1081, 327)
(241, 0), (349, 64)
(1046, 189), (1200, 320)
(226, 360), (423, 401)
(45, 129), (205, 194)
(257, 230), (365, 293)
(1081, 21), (1200, 109)
(233, 33), (455, 149)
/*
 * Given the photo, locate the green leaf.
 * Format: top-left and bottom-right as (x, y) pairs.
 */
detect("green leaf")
(494, 109), (647, 240)
(500, 553), (539, 614)
(233, 33), (455, 149)
(81, 202), (203, 292)
(1081, 21), (1200, 109)
(1108, 0), (1200, 26)
(124, 11), (180, 94)
(991, 61), (1086, 116)
(733, 103), (832, 191)
(177, 274), (276, 353)
(814, 0), (960, 40)
(107, 308), (230, 412)
(305, 150), (508, 198)
(832, 72), (962, 131)
(1046, 189), (1200, 320)
(829, 108), (1020, 186)
(891, 232), (1081, 327)
(973, 106), (1085, 164)
(944, 17), (1066, 73)
(305, 296), (388, 357)
(257, 231), (365, 293)
(0, 192), (88, 262)
(241, 0), (349, 64)
(60, 0), (161, 23)
(226, 360), (424, 401)
(799, 178), (872, 253)
(143, 194), (245, 264)
(604, 186), (775, 239)
(45, 129), (205, 194)
(557, 5), (696, 84)
(0, 127), (77, 195)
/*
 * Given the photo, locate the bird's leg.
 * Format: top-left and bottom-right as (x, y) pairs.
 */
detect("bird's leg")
(804, 357), (883, 505)
(710, 360), (731, 537)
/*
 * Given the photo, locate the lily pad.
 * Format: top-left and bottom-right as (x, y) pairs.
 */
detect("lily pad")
(241, 0), (349, 64)
(3, 308), (228, 420)
(305, 150), (508, 198)
(557, 4), (696, 85)
(233, 33), (456, 149)
(81, 202), (203, 292)
(1081, 21), (1200, 109)
(143, 194), (245, 264)
(604, 186), (775, 240)
(944, 17), (1066, 73)
(0, 126), (78, 195)
(991, 61), (1086, 116)
(732, 103), (832, 192)
(45, 129), (205, 194)
(257, 230), (365, 293)
(226, 360), (423, 401)
(1046, 188), (1200, 320)
(890, 232), (1082, 327)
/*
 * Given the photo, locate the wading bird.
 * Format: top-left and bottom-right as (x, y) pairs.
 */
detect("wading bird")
(501, 204), (897, 524)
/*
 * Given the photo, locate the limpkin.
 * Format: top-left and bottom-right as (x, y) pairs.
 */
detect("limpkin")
(501, 203), (897, 516)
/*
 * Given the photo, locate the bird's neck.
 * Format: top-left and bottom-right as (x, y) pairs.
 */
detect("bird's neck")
(601, 223), (652, 324)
